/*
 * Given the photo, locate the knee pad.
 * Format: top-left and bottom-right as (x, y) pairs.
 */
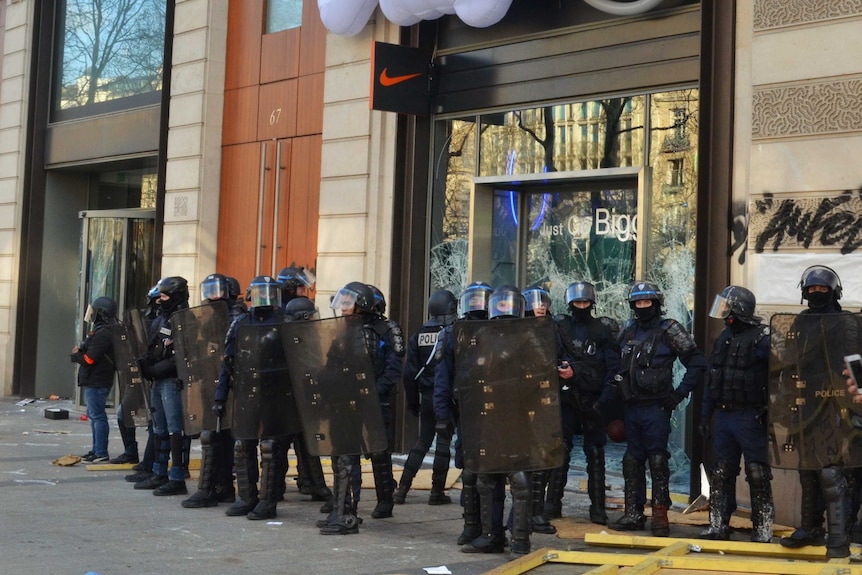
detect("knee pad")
(821, 466), (848, 502)
(745, 462), (772, 488)
(713, 460), (739, 485)
(508, 471), (530, 499)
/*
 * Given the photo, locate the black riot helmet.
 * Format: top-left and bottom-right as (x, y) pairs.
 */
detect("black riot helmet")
(459, 281), (493, 319)
(566, 281), (597, 307)
(200, 273), (229, 302)
(522, 284), (552, 317)
(427, 289), (458, 325)
(248, 275), (281, 309)
(330, 281), (375, 316)
(709, 285), (761, 325)
(225, 277), (242, 300)
(277, 266), (316, 303)
(85, 296), (118, 325)
(144, 284), (160, 319)
(489, 285), (525, 319)
(156, 276), (189, 314)
(284, 296), (319, 321)
(799, 265), (842, 306)
(628, 280), (664, 307)
(368, 284), (386, 316)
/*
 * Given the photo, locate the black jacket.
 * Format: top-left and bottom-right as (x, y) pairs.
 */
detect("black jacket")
(73, 321), (115, 388)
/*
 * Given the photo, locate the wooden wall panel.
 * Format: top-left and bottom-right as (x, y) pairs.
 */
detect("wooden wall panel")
(299, 0), (327, 76)
(259, 142), (277, 276)
(284, 135), (321, 268)
(222, 86), (260, 145)
(296, 73), (324, 136)
(217, 143), (264, 286)
(258, 79), (298, 141)
(225, 0), (263, 90)
(261, 28), (300, 84)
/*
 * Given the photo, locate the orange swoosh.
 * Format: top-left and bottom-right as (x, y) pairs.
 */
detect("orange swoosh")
(379, 68), (422, 87)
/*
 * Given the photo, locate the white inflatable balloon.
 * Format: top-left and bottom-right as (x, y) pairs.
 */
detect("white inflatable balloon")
(582, 0), (665, 16)
(453, 0), (513, 28)
(318, 0), (379, 36)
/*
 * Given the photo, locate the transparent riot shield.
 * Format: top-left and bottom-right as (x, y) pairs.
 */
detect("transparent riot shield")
(231, 322), (302, 440)
(279, 316), (387, 457)
(112, 323), (149, 428)
(768, 312), (862, 469)
(454, 316), (565, 474)
(173, 301), (231, 435)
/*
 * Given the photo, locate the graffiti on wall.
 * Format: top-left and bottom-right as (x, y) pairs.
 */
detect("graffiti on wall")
(729, 199), (749, 264)
(749, 188), (862, 254)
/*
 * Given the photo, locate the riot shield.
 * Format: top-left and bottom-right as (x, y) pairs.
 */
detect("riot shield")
(173, 301), (231, 435)
(454, 316), (564, 474)
(768, 312), (862, 469)
(112, 322), (149, 428)
(279, 316), (387, 457)
(231, 322), (302, 440)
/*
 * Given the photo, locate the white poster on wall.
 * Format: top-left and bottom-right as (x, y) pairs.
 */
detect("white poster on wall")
(748, 252), (862, 308)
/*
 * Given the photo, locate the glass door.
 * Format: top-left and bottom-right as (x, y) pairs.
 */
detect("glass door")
(76, 209), (156, 406)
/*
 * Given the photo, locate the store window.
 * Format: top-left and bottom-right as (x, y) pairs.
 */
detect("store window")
(88, 167), (158, 209)
(54, 0), (167, 119)
(266, 0), (303, 33)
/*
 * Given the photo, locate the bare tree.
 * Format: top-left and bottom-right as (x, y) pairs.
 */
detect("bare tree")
(60, 0), (166, 108)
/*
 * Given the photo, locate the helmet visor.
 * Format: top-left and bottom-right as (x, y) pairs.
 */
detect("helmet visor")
(249, 283), (280, 308)
(200, 278), (228, 302)
(709, 294), (732, 319)
(330, 287), (359, 315)
(523, 289), (550, 315)
(489, 292), (524, 319)
(460, 290), (489, 316)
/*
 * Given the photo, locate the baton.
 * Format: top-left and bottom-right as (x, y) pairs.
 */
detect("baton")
(216, 413), (222, 434)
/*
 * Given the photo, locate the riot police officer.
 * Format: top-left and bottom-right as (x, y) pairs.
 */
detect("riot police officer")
(276, 267), (332, 509)
(395, 289), (458, 506)
(213, 275), (291, 520)
(182, 273), (248, 509)
(321, 281), (404, 532)
(434, 281), (501, 549)
(135, 276), (191, 496)
(780, 266), (853, 557)
(608, 281), (706, 537)
(73, 296), (119, 463)
(550, 281), (620, 526)
(698, 286), (774, 542)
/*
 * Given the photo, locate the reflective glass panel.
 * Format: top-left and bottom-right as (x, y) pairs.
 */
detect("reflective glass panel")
(478, 98), (645, 176)
(267, 0), (303, 33)
(56, 0), (167, 112)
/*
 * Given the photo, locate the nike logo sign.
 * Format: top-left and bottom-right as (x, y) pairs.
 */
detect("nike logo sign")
(379, 68), (422, 87)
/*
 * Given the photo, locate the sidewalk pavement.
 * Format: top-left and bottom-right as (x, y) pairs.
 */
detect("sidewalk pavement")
(0, 396), (705, 575)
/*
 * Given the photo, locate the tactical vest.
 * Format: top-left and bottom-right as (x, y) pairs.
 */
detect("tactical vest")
(363, 317), (405, 377)
(414, 323), (444, 390)
(619, 319), (676, 400)
(707, 324), (769, 408)
(556, 316), (609, 395)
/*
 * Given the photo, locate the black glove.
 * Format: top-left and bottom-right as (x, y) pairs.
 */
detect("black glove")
(212, 400), (226, 419)
(755, 407), (767, 425)
(698, 421), (712, 440)
(435, 420), (452, 440)
(591, 401), (603, 418)
(138, 358), (155, 379)
(662, 390), (684, 412)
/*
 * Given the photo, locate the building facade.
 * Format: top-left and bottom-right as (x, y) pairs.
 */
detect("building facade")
(3, 0), (862, 525)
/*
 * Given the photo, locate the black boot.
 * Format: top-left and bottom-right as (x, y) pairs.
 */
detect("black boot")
(298, 437), (332, 502)
(822, 466), (851, 558)
(542, 461), (568, 520)
(182, 430), (218, 508)
(699, 461), (735, 540)
(586, 445), (608, 525)
(154, 433), (187, 496)
(370, 451), (395, 518)
(509, 471), (532, 557)
(249, 439), (281, 520)
(609, 454), (646, 531)
(529, 470), (556, 534)
(781, 470), (825, 548)
(648, 453), (671, 537)
(226, 439), (259, 517)
(213, 429), (236, 503)
(395, 448), (422, 504)
(429, 432), (452, 505)
(458, 471), (482, 545)
(462, 474), (505, 553)
(747, 462), (774, 543)
(135, 434), (169, 490)
(320, 456), (359, 535)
